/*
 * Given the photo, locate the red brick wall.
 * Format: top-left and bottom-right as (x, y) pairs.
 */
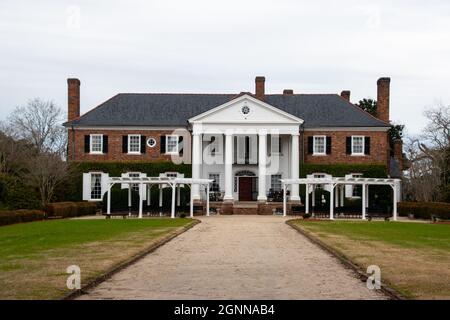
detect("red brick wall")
(302, 130), (389, 165)
(68, 129), (191, 162)
(68, 128), (389, 167)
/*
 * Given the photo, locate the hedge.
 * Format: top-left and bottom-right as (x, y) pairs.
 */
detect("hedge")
(44, 201), (99, 218)
(0, 210), (46, 226)
(66, 161), (192, 201)
(100, 184), (192, 212)
(398, 202), (450, 220)
(0, 173), (41, 210)
(300, 164), (388, 178)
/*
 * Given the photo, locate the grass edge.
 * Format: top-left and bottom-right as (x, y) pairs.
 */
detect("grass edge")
(286, 219), (407, 300)
(62, 218), (201, 300)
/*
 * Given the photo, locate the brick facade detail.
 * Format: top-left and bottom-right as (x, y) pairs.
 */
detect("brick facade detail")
(302, 130), (389, 166)
(68, 128), (389, 168)
(68, 129), (191, 162)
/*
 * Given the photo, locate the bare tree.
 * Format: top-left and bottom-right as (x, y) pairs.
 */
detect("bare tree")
(404, 104), (450, 201)
(0, 131), (34, 175)
(25, 152), (69, 206)
(6, 98), (67, 155)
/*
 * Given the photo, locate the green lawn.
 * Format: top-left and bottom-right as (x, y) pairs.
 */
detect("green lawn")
(291, 220), (450, 299)
(0, 218), (195, 299)
(298, 221), (450, 250)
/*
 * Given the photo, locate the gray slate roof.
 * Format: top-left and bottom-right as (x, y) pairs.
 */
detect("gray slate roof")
(65, 93), (390, 128)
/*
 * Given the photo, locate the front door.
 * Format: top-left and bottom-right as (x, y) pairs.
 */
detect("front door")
(239, 177), (253, 201)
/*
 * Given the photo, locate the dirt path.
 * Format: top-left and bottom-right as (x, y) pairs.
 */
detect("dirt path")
(79, 216), (386, 299)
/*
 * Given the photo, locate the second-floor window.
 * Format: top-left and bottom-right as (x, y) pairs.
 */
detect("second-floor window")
(128, 135), (141, 154)
(351, 136), (364, 155)
(313, 136), (326, 155)
(90, 134), (103, 154)
(166, 135), (179, 154)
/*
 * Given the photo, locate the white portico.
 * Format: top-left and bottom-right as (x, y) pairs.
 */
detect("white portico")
(188, 94), (303, 203)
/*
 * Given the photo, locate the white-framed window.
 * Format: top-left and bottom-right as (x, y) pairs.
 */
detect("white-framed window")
(166, 135), (179, 154)
(351, 136), (365, 155)
(209, 173), (220, 192)
(128, 134), (141, 154)
(90, 134), (103, 154)
(352, 173), (363, 197)
(313, 173), (326, 189)
(313, 136), (326, 155)
(271, 174), (282, 192)
(90, 173), (102, 200)
(128, 172), (140, 191)
(165, 172), (178, 178)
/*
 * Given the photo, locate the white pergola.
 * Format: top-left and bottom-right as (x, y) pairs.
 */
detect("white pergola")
(106, 176), (213, 218)
(281, 177), (401, 220)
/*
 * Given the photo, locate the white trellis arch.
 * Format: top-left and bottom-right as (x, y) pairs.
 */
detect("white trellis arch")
(105, 175), (212, 219)
(281, 176), (401, 220)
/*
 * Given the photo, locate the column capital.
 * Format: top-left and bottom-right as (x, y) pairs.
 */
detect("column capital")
(258, 129), (268, 136)
(291, 131), (300, 137)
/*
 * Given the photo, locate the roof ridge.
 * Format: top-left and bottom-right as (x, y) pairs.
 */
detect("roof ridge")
(266, 93), (339, 96)
(64, 93), (121, 126)
(117, 92), (236, 96)
(340, 95), (391, 126)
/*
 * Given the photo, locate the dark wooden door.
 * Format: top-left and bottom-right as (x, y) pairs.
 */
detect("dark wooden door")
(239, 177), (253, 201)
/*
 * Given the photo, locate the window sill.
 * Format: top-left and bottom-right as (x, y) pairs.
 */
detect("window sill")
(127, 152), (142, 155)
(89, 152), (104, 155)
(165, 152), (179, 155)
(88, 198), (103, 202)
(312, 153), (327, 156)
(350, 154), (365, 157)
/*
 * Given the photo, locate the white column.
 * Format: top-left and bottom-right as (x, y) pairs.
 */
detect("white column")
(312, 186), (315, 208)
(365, 185), (369, 208)
(340, 185), (344, 206)
(290, 133), (300, 201)
(362, 183), (366, 220)
(171, 184), (176, 218)
(177, 186), (181, 206)
(283, 184), (287, 217)
(335, 186), (339, 207)
(305, 184), (309, 214)
(107, 184), (111, 215)
(138, 183), (143, 218)
(393, 184), (398, 221)
(159, 186), (163, 216)
(192, 133), (202, 200)
(190, 186), (194, 218)
(224, 133), (234, 201)
(128, 185), (131, 216)
(257, 132), (267, 202)
(206, 184), (210, 216)
(329, 184), (334, 220)
(147, 185), (151, 206)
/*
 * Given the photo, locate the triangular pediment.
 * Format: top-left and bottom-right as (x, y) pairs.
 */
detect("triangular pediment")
(188, 94), (303, 124)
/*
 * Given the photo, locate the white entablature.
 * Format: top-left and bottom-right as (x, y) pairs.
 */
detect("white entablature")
(188, 94), (303, 135)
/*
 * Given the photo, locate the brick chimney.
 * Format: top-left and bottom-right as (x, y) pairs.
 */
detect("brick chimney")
(340, 90), (351, 102)
(393, 139), (403, 171)
(67, 78), (80, 122)
(377, 77), (390, 123)
(255, 76), (265, 100)
(283, 89), (294, 95)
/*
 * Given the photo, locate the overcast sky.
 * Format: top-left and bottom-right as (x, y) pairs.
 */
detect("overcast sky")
(1, 0), (450, 135)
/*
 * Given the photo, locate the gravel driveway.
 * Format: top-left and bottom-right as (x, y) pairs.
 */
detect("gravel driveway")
(79, 216), (386, 300)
